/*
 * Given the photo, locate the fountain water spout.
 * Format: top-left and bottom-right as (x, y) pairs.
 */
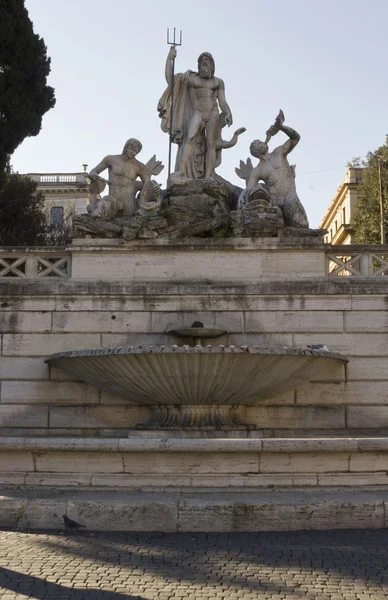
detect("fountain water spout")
(167, 321), (228, 346)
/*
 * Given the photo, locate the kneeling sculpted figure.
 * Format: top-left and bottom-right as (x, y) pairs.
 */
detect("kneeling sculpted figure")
(236, 111), (309, 228)
(87, 138), (163, 219)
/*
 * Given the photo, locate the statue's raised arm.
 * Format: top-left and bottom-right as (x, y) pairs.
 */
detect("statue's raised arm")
(266, 109), (300, 156)
(165, 45), (178, 84)
(236, 110), (309, 229)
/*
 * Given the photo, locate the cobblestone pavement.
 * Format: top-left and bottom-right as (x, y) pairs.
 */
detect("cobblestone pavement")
(1, 529), (388, 599)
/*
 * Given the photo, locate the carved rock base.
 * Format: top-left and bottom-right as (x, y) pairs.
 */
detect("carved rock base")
(230, 201), (284, 238)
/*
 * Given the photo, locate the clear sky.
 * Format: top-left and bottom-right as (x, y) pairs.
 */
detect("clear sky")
(13, 0), (388, 227)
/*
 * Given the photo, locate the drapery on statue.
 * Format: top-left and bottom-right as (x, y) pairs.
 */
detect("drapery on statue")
(236, 110), (309, 228)
(87, 139), (163, 219)
(158, 46), (245, 182)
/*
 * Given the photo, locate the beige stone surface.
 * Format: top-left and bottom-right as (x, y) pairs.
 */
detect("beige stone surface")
(2, 333), (101, 356)
(245, 310), (344, 333)
(317, 473), (388, 486)
(260, 452), (350, 473)
(296, 381), (345, 404)
(0, 473), (26, 485)
(90, 473), (192, 488)
(101, 333), (168, 348)
(250, 295), (352, 311)
(177, 495), (384, 531)
(1, 490), (387, 531)
(262, 438), (358, 453)
(89, 473), (319, 488)
(67, 495), (178, 531)
(18, 498), (66, 529)
(246, 405), (345, 429)
(52, 311), (152, 333)
(70, 249), (326, 282)
(348, 406), (388, 428)
(345, 311), (388, 332)
(229, 333), (294, 347)
(52, 293), (352, 313)
(0, 311), (52, 333)
(0, 405), (48, 427)
(25, 473), (92, 487)
(1, 381), (99, 404)
(351, 296), (388, 310)
(100, 389), (132, 405)
(49, 406), (148, 428)
(0, 357), (49, 380)
(0, 298), (56, 311)
(358, 438), (388, 451)
(347, 358), (388, 381)
(0, 451), (34, 471)
(122, 452), (259, 474)
(0, 497), (28, 527)
(297, 381), (388, 405)
(349, 452), (388, 472)
(34, 451), (123, 473)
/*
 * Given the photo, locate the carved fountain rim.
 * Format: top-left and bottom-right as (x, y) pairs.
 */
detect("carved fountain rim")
(46, 344), (348, 362)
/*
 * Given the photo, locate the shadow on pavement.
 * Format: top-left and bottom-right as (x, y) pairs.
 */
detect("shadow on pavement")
(33, 529), (388, 596)
(0, 566), (146, 600)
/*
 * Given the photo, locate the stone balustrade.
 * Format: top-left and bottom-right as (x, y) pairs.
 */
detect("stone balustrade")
(0, 249), (71, 279)
(1, 243), (388, 281)
(327, 244), (388, 277)
(28, 173), (88, 186)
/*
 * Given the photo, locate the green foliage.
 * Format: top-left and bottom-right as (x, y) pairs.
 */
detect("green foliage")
(351, 136), (388, 244)
(0, 0), (56, 172)
(347, 157), (362, 168)
(0, 171), (47, 245)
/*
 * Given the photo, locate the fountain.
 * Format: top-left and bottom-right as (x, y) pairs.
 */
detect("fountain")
(46, 323), (347, 436)
(3, 38), (388, 533)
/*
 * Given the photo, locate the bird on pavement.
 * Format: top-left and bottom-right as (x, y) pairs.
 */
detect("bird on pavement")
(63, 515), (86, 530)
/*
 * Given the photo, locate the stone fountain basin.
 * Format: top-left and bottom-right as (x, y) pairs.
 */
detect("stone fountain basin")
(46, 345), (347, 406)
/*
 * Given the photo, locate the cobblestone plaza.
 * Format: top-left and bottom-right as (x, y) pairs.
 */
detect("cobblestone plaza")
(1, 529), (388, 599)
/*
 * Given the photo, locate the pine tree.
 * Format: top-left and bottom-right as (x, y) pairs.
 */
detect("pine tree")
(0, 0), (56, 174)
(352, 137), (388, 244)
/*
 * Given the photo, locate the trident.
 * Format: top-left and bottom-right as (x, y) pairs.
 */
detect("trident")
(166, 27), (182, 185)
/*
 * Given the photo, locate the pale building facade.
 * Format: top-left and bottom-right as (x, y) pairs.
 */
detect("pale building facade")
(28, 172), (89, 226)
(320, 167), (363, 244)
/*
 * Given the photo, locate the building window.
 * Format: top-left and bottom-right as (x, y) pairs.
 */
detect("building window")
(342, 206), (346, 225)
(335, 220), (338, 232)
(50, 206), (64, 227)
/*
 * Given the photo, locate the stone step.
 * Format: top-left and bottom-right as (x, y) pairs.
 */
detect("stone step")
(1, 489), (388, 532)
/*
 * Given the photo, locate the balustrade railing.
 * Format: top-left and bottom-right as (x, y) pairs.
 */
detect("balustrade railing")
(1, 246), (387, 281)
(28, 173), (88, 186)
(0, 251), (71, 279)
(326, 246), (388, 277)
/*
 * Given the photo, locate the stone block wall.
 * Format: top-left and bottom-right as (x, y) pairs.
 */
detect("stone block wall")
(0, 241), (387, 437)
